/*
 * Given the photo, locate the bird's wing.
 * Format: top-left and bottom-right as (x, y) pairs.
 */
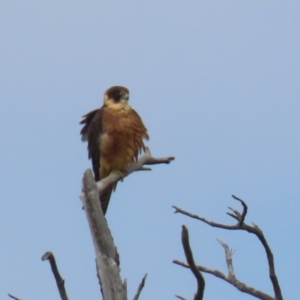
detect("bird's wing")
(80, 108), (103, 181)
(80, 108), (112, 214)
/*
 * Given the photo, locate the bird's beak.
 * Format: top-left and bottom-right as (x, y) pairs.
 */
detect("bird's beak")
(121, 93), (129, 101)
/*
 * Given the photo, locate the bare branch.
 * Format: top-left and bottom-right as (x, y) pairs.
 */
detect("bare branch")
(173, 260), (275, 300)
(226, 212), (239, 221)
(178, 225), (205, 300)
(174, 259), (227, 281)
(228, 206), (242, 219)
(173, 195), (283, 300)
(133, 274), (147, 300)
(41, 251), (69, 300)
(144, 156), (174, 165)
(173, 205), (233, 230)
(216, 239), (235, 280)
(8, 294), (22, 300)
(231, 195), (247, 226)
(95, 148), (174, 194)
(80, 169), (127, 300)
(175, 295), (188, 300)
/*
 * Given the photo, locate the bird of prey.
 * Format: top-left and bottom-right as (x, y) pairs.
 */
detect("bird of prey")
(80, 86), (149, 214)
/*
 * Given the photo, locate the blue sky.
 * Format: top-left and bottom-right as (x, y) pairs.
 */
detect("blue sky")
(1, 1), (299, 299)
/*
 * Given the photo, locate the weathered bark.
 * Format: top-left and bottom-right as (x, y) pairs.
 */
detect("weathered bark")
(81, 169), (126, 300)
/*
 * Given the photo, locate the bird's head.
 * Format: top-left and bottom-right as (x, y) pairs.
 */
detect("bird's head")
(104, 86), (130, 106)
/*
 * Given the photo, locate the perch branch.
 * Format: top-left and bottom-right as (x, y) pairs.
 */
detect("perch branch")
(41, 251), (69, 300)
(80, 169), (127, 300)
(133, 274), (147, 300)
(95, 147), (174, 194)
(177, 225), (205, 300)
(173, 195), (283, 300)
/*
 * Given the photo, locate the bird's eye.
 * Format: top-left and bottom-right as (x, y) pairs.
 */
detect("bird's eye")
(110, 90), (122, 101)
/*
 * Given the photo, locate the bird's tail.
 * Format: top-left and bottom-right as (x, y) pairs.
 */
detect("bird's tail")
(100, 183), (117, 215)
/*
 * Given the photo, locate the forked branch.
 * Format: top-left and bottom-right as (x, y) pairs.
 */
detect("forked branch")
(173, 195), (283, 300)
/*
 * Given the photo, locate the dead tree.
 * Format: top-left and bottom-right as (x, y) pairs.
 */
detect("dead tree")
(80, 148), (173, 299)
(173, 195), (283, 300)
(9, 150), (283, 299)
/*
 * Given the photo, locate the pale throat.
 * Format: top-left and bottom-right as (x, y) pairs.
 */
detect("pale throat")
(104, 98), (132, 112)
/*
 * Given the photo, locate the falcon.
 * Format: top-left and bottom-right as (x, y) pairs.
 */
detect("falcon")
(80, 86), (149, 214)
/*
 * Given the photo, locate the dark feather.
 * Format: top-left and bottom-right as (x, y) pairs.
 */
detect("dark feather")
(80, 108), (103, 181)
(80, 108), (112, 215)
(80, 109), (98, 141)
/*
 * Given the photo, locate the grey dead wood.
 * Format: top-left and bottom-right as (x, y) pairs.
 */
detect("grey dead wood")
(81, 169), (126, 300)
(41, 251), (69, 300)
(216, 239), (235, 280)
(173, 195), (283, 300)
(80, 149), (173, 299)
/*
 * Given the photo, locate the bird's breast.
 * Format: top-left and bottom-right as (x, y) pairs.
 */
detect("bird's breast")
(100, 105), (148, 169)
